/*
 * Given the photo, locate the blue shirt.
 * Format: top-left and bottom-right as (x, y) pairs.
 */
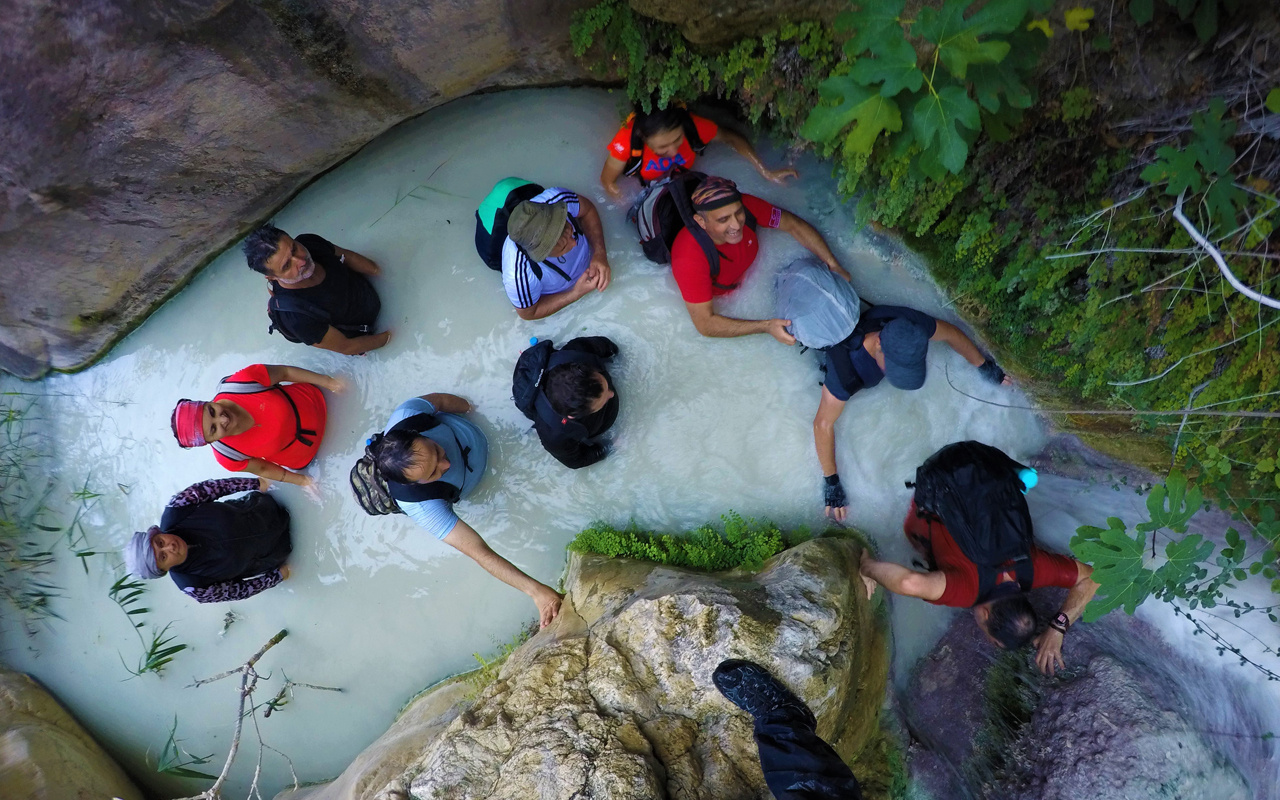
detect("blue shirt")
(500, 187), (590, 308)
(384, 398), (489, 540)
(823, 306), (938, 402)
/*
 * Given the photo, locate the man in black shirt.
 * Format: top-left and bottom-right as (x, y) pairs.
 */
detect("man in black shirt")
(243, 223), (392, 355)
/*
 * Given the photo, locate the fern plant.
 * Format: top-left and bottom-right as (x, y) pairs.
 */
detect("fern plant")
(569, 513), (799, 572)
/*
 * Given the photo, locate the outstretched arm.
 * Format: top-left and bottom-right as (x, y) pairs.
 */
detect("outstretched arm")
(315, 326), (391, 356)
(183, 569), (284, 603)
(421, 393), (473, 414)
(714, 128), (799, 184)
(600, 156), (627, 200)
(684, 300), (795, 345)
(813, 387), (849, 521)
(443, 520), (563, 628)
(263, 364), (344, 392)
(859, 550), (947, 601)
(167, 477), (260, 509)
(931, 321), (1013, 386)
(575, 196), (612, 291)
(776, 210), (850, 280)
(242, 458), (313, 488)
(1033, 562), (1100, 675)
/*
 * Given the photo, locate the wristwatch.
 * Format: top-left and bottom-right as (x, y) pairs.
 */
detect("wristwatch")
(1049, 612), (1071, 635)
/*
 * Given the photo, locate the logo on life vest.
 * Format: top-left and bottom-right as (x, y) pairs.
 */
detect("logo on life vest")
(645, 154), (688, 174)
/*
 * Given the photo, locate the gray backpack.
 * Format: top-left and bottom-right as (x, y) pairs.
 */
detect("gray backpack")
(774, 257), (861, 349)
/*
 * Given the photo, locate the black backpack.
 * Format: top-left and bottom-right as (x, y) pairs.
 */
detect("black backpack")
(632, 171), (756, 291)
(475, 181), (546, 270)
(512, 340), (608, 426)
(622, 106), (709, 180)
(909, 441), (1036, 603)
(267, 292), (373, 344)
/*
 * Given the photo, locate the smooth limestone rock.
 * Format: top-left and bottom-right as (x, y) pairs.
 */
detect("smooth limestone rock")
(0, 667), (144, 800)
(0, 0), (597, 378)
(284, 538), (887, 800)
(627, 0), (846, 46)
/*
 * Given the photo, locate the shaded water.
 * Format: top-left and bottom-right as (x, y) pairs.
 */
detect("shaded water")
(0, 88), (1273, 797)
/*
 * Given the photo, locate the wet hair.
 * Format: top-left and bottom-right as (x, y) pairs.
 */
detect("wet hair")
(369, 429), (422, 484)
(243, 222), (288, 275)
(985, 595), (1039, 650)
(634, 105), (688, 140)
(542, 362), (604, 418)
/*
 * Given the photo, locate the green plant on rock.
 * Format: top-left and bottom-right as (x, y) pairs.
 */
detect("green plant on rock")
(569, 513), (795, 571)
(801, 0), (1052, 191)
(1129, 0), (1242, 43)
(1070, 470), (1280, 679)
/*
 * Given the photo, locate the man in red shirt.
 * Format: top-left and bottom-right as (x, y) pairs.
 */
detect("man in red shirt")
(671, 176), (850, 344)
(859, 501), (1099, 675)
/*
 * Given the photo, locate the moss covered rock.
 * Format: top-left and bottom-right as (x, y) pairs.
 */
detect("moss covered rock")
(289, 538), (888, 800)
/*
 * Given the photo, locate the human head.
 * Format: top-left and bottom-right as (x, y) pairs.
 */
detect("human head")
(508, 200), (571, 262)
(370, 430), (450, 484)
(691, 176), (746, 246)
(973, 595), (1038, 650)
(634, 105), (687, 158)
(879, 318), (929, 390)
(123, 526), (184, 579)
(170, 400), (208, 448)
(543, 363), (613, 418)
(243, 223), (315, 284)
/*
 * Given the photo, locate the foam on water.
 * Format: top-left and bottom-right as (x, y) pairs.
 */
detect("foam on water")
(0, 88), (1273, 797)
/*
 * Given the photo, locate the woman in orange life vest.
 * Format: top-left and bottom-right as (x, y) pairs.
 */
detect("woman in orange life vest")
(170, 363), (340, 488)
(600, 104), (799, 200)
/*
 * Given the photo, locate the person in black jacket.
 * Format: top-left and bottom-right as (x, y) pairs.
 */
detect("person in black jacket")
(122, 477), (291, 603)
(532, 337), (620, 469)
(243, 222), (392, 355)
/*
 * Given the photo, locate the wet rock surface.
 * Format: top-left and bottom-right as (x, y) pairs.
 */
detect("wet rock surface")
(286, 538), (888, 800)
(0, 666), (144, 800)
(902, 595), (1259, 800)
(0, 0), (596, 378)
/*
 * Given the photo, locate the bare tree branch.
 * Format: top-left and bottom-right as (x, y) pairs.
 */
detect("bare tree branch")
(1174, 192), (1280, 310)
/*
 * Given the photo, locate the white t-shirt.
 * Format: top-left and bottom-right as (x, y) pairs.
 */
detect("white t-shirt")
(501, 187), (590, 309)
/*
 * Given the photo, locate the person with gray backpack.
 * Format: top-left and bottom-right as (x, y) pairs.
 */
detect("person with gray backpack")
(349, 392), (563, 628)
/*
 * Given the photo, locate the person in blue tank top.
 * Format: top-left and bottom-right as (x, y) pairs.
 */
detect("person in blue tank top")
(369, 392), (562, 627)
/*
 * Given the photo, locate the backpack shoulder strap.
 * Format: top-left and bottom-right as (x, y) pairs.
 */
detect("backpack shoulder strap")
(623, 114), (644, 176)
(679, 108), (708, 153)
(826, 333), (865, 395)
(211, 440), (254, 463)
(389, 412), (441, 436)
(387, 477), (460, 504)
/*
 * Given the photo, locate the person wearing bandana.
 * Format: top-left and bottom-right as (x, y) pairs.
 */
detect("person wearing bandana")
(243, 223), (392, 355)
(122, 477), (292, 604)
(169, 363), (339, 488)
(671, 175), (851, 345)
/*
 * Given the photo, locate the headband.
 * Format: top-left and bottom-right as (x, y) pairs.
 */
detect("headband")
(171, 400), (207, 448)
(691, 176), (742, 212)
(123, 527), (165, 579)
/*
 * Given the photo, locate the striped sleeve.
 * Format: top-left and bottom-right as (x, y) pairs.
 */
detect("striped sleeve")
(501, 242), (545, 309)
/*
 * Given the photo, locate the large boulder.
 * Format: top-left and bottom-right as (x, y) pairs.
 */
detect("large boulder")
(628, 0), (846, 46)
(0, 667), (144, 800)
(286, 538), (888, 800)
(0, 0), (597, 378)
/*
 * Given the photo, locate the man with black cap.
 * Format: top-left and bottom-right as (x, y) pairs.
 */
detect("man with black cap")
(672, 175), (850, 344)
(502, 187), (612, 320)
(813, 305), (1012, 521)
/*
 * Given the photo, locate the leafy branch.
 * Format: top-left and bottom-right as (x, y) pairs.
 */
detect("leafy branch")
(108, 574), (189, 677)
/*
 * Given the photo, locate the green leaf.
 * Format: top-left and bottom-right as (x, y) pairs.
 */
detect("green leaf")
(966, 0), (1038, 35)
(1130, 0), (1154, 25)
(801, 76), (876, 143)
(1204, 179), (1245, 232)
(916, 0), (1015, 79)
(912, 85), (981, 173)
(1071, 517), (1153, 621)
(842, 95), (904, 155)
(847, 35), (923, 97)
(1257, 457), (1275, 473)
(1267, 88), (1280, 114)
(941, 37), (1011, 79)
(982, 103), (1026, 141)
(1192, 0), (1218, 41)
(1140, 146), (1204, 196)
(844, 0), (908, 57)
(1137, 471), (1202, 534)
(970, 58), (1034, 111)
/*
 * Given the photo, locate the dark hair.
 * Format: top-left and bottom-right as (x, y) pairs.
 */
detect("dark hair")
(369, 429), (421, 484)
(634, 105), (688, 140)
(542, 362), (604, 418)
(242, 222), (288, 275)
(985, 595), (1038, 650)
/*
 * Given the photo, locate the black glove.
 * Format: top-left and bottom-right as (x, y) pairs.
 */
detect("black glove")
(978, 358), (1005, 385)
(823, 474), (848, 510)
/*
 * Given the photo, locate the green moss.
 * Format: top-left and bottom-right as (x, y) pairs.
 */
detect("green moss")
(965, 650), (1043, 786)
(568, 512), (811, 572)
(848, 714), (911, 800)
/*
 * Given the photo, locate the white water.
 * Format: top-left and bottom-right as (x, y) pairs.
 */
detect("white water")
(0, 88), (1274, 798)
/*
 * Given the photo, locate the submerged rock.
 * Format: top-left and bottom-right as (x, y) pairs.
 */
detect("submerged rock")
(285, 538), (888, 800)
(0, 666), (144, 800)
(902, 596), (1256, 800)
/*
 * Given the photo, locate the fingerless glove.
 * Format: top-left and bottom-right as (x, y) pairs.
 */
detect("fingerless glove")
(823, 474), (848, 509)
(978, 358), (1006, 385)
